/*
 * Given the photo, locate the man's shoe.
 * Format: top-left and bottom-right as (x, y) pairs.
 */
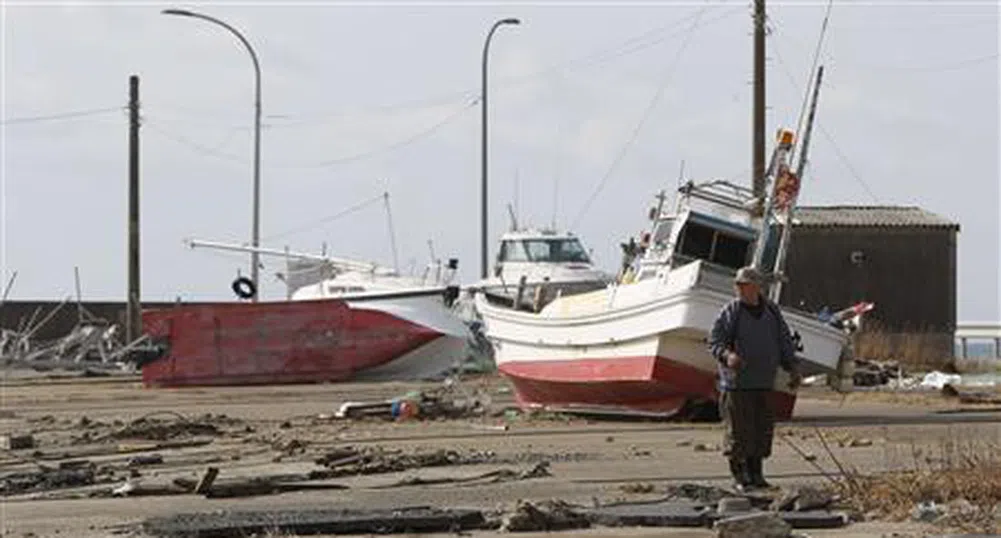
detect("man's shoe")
(746, 458), (775, 489)
(728, 458), (752, 492)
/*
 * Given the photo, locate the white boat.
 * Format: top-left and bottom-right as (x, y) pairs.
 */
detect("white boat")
(474, 86), (865, 419)
(476, 227), (612, 312)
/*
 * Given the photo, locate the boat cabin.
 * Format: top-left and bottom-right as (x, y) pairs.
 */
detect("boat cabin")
(493, 229), (600, 280)
(484, 228), (610, 311)
(631, 181), (762, 282)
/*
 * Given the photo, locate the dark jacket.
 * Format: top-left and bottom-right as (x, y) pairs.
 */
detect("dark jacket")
(708, 296), (799, 391)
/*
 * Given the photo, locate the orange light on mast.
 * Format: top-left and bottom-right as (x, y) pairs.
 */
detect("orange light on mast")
(777, 129), (795, 148)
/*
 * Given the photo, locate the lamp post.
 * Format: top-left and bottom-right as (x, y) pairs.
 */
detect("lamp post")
(480, 17), (520, 279)
(162, 8), (263, 301)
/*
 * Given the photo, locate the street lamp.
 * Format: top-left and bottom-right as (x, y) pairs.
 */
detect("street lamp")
(162, 8), (263, 301)
(480, 17), (520, 280)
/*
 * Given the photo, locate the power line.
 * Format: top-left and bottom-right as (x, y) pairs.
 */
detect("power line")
(769, 31), (880, 203)
(283, 98), (479, 168)
(145, 97), (478, 168)
(815, 123), (879, 203)
(570, 2), (713, 230)
(267, 3), (742, 124)
(144, 120), (248, 164)
(262, 192), (386, 242)
(0, 106), (125, 126)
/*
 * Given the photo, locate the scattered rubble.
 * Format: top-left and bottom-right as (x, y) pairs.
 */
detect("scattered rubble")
(1, 461), (104, 496)
(334, 379), (492, 421)
(852, 358), (904, 387)
(500, 500), (591, 532)
(771, 486), (837, 512)
(313, 446), (592, 478)
(1, 433), (35, 450)
(0, 297), (154, 373)
(141, 506), (489, 538)
(713, 512), (792, 538)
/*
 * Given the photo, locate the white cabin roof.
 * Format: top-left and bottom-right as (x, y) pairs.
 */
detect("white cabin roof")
(498, 229), (579, 242)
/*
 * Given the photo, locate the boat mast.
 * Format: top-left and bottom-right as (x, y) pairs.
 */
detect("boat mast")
(382, 190), (400, 274)
(769, 65), (824, 303)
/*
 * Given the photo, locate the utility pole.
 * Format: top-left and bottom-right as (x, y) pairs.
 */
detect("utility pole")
(752, 0), (766, 210)
(127, 75), (141, 345)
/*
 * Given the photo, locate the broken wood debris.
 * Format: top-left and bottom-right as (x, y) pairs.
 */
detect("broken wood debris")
(142, 506), (488, 538)
(371, 461), (552, 489)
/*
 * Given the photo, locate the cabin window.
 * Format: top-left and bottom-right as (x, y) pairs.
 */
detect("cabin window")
(499, 240), (529, 262)
(675, 223), (751, 270)
(678, 223), (714, 259)
(651, 218), (674, 248)
(713, 233), (750, 269)
(523, 239), (591, 263)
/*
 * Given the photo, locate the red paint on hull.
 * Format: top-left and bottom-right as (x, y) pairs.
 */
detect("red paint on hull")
(498, 356), (798, 420)
(140, 299), (441, 388)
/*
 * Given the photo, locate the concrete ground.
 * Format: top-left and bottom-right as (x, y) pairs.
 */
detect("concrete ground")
(1, 372), (997, 537)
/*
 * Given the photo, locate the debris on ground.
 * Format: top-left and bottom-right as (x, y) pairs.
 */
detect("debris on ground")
(713, 511), (793, 538)
(141, 506), (488, 537)
(1, 433), (35, 450)
(334, 377), (492, 421)
(771, 486), (837, 512)
(852, 358), (904, 387)
(374, 461), (551, 489)
(940, 384), (1001, 404)
(312, 446), (579, 478)
(500, 499), (591, 532)
(833, 456), (1001, 533)
(664, 483), (736, 504)
(104, 413), (239, 442)
(0, 296), (154, 372)
(1, 461), (103, 495)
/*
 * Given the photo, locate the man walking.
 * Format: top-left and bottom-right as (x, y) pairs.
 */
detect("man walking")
(708, 266), (801, 491)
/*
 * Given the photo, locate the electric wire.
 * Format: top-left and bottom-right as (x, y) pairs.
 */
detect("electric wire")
(569, 2), (713, 230)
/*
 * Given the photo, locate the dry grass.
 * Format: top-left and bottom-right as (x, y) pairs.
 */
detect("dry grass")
(854, 327), (953, 371)
(830, 432), (1001, 533)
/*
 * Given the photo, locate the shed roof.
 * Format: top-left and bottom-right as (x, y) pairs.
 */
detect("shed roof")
(792, 206), (960, 230)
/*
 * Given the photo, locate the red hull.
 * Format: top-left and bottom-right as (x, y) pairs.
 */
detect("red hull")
(498, 356), (797, 420)
(140, 299), (441, 387)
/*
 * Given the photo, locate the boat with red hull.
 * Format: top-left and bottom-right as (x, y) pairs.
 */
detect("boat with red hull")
(141, 288), (469, 387)
(139, 237), (473, 387)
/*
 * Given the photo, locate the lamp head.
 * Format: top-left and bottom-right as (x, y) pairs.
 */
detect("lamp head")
(162, 8), (196, 17)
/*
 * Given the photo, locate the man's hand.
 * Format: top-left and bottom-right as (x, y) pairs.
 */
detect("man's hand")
(726, 351), (742, 369)
(788, 370), (803, 390)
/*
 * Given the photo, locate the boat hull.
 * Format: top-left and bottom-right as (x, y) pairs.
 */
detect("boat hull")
(475, 261), (848, 420)
(140, 290), (471, 387)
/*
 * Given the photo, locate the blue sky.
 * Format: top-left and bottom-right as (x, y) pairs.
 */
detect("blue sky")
(2, 1), (999, 321)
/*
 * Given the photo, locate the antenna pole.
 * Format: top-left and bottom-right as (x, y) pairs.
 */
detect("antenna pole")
(382, 190), (400, 273)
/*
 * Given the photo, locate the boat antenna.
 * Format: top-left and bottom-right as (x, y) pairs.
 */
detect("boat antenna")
(382, 190), (400, 273)
(674, 159), (685, 206)
(792, 0), (833, 159)
(513, 168), (520, 231)
(427, 238), (436, 264)
(506, 203), (519, 232)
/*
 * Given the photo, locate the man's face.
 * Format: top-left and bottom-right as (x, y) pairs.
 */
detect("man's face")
(735, 281), (760, 303)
